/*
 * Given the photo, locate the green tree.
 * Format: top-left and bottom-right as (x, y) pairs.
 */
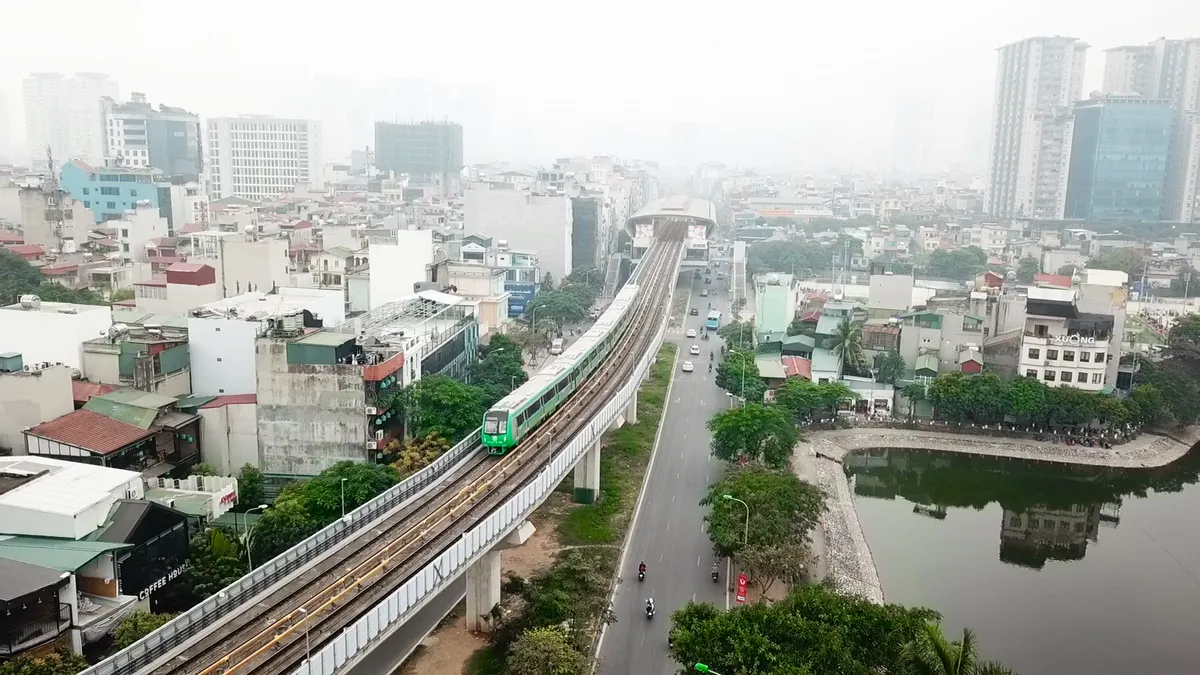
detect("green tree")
(248, 488), (319, 565)
(191, 462), (218, 477)
(1006, 376), (1047, 424)
(827, 318), (866, 376)
(1016, 256), (1040, 283)
(774, 378), (825, 422)
(236, 464), (265, 508)
(471, 345), (528, 407)
(717, 320), (755, 349)
(480, 333), (523, 362)
(670, 584), (938, 674)
(701, 465), (825, 558)
(737, 539), (815, 596)
(0, 249), (106, 306)
(1129, 384), (1167, 426)
(526, 290), (587, 329)
(902, 382), (927, 421)
(0, 649), (90, 675)
(874, 350), (906, 385)
(302, 461), (399, 523)
(408, 375), (488, 441)
(110, 287), (136, 302)
(963, 372), (1008, 424)
(540, 272), (555, 289)
(509, 323), (552, 363)
(924, 247), (987, 280)
(392, 432), (452, 477)
(184, 527), (248, 601)
(1165, 313), (1200, 371)
(1088, 248), (1146, 278)
(114, 610), (176, 649)
(708, 404), (798, 468)
(1136, 359), (1200, 425)
(506, 627), (588, 675)
(902, 623), (1018, 675)
(928, 372), (972, 421)
(715, 349), (766, 404)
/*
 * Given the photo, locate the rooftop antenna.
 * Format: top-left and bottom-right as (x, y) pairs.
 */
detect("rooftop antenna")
(44, 145), (65, 249)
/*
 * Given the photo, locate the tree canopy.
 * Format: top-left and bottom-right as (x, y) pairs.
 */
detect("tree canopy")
(1087, 248), (1146, 278)
(701, 465), (826, 559)
(903, 624), (1017, 675)
(773, 378), (856, 422)
(471, 338), (529, 406)
(670, 584), (939, 675)
(406, 374), (488, 442)
(873, 350), (906, 385)
(236, 464), (265, 508)
(707, 404), (798, 468)
(526, 290), (587, 328)
(826, 318), (866, 375)
(717, 320), (756, 349)
(0, 249), (107, 306)
(926, 371), (1142, 428)
(114, 611), (176, 650)
(183, 527), (248, 603)
(506, 627), (588, 675)
(1016, 257), (1040, 283)
(715, 348), (766, 404)
(923, 247), (987, 280)
(0, 649), (90, 675)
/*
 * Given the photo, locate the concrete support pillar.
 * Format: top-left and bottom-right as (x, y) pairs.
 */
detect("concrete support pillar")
(626, 389), (639, 425)
(465, 550), (502, 633)
(573, 438), (602, 504)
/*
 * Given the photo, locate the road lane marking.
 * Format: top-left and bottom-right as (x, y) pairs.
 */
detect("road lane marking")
(696, 555), (700, 566)
(666, 521), (671, 532)
(672, 494), (676, 503)
(692, 592), (696, 602)
(659, 553), (663, 562)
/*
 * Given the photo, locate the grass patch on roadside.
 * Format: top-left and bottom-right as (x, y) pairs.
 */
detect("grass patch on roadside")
(463, 647), (506, 675)
(558, 343), (678, 545)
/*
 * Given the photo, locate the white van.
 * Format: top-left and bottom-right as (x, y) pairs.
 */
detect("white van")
(549, 338), (565, 355)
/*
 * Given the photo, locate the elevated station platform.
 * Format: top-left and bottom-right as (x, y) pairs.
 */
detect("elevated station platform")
(625, 196), (717, 268)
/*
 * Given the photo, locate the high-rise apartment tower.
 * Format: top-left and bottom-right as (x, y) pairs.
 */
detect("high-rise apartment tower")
(985, 37), (1088, 219)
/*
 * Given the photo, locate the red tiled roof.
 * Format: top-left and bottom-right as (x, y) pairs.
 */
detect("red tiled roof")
(166, 262), (207, 273)
(72, 380), (117, 404)
(0, 232), (23, 244)
(199, 394), (258, 408)
(799, 310), (821, 322)
(5, 244), (46, 256)
(26, 409), (155, 455)
(40, 263), (79, 275)
(1034, 273), (1073, 288)
(290, 220), (314, 229)
(180, 223), (205, 234)
(91, 238), (119, 247)
(781, 356), (812, 380)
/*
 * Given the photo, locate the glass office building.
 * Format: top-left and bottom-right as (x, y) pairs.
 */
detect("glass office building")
(1065, 95), (1174, 222)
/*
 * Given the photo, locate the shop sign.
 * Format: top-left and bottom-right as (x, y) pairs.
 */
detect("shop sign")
(219, 490), (237, 506)
(1052, 334), (1097, 346)
(735, 573), (748, 604)
(139, 562), (189, 600)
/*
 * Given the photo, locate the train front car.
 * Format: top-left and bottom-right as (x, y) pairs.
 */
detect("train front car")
(481, 408), (515, 453)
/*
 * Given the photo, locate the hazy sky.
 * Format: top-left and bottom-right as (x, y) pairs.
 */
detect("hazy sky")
(1, 0), (1197, 170)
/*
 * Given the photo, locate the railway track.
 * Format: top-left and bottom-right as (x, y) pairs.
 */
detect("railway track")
(157, 231), (685, 675)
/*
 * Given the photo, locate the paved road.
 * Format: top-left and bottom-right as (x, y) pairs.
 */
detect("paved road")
(598, 270), (734, 675)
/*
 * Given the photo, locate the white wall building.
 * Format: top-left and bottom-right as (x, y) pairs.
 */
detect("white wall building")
(187, 231), (290, 298)
(206, 116), (323, 200)
(195, 395), (259, 476)
(464, 186), (573, 280)
(0, 299), (113, 376)
(367, 230), (434, 310)
(112, 203), (169, 264)
(22, 73), (118, 166)
(985, 37), (1088, 219)
(0, 358), (74, 456)
(0, 456), (142, 540)
(1017, 286), (1115, 392)
(187, 288), (346, 396)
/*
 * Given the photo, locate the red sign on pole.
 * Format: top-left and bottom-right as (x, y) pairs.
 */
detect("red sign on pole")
(735, 573), (748, 604)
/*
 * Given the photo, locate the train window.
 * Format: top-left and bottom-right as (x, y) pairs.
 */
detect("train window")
(484, 419), (499, 434)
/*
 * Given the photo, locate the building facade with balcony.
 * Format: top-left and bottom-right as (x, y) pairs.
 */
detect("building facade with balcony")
(1017, 286), (1114, 391)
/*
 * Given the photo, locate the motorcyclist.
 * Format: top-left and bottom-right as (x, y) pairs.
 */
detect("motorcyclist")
(710, 351), (714, 360)
(646, 598), (655, 615)
(638, 561), (646, 575)
(711, 562), (719, 580)
(708, 362), (712, 372)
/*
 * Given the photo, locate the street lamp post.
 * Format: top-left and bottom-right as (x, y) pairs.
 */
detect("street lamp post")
(340, 478), (348, 518)
(722, 495), (750, 548)
(244, 504), (269, 569)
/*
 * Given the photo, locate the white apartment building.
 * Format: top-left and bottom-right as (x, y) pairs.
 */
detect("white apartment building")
(112, 203), (169, 264)
(22, 73), (118, 166)
(464, 186), (573, 280)
(962, 224), (1010, 258)
(206, 116), (323, 200)
(367, 230), (434, 310)
(1017, 286), (1115, 391)
(0, 298), (113, 376)
(187, 288), (346, 396)
(187, 230), (290, 298)
(985, 37), (1088, 219)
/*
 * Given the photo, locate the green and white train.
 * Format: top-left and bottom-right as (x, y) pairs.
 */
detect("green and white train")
(481, 283), (641, 454)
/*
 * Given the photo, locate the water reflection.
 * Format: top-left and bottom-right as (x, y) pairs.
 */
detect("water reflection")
(843, 445), (1200, 675)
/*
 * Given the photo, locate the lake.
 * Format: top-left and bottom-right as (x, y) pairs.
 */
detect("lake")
(846, 446), (1200, 675)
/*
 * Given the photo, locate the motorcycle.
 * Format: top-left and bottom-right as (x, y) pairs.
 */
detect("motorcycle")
(637, 570), (645, 582)
(645, 605), (655, 620)
(712, 570), (719, 583)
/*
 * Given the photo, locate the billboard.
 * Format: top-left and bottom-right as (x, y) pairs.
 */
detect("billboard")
(687, 224), (708, 241)
(506, 281), (538, 315)
(736, 572), (748, 604)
